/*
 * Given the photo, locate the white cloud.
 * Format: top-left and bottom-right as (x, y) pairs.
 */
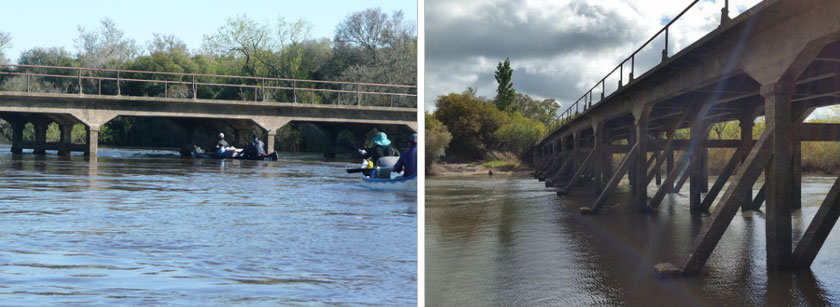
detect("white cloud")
(425, 0), (762, 110)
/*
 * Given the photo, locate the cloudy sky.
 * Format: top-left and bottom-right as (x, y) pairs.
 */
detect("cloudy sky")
(425, 0), (762, 110)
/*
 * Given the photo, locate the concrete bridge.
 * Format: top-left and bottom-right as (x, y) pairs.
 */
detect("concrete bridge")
(0, 64), (416, 156)
(531, 0), (840, 277)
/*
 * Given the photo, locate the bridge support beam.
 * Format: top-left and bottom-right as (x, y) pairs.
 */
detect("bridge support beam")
(792, 172), (840, 269)
(739, 114), (755, 210)
(58, 124), (73, 156)
(33, 121), (47, 155)
(632, 104), (652, 212)
(85, 125), (99, 157)
(763, 82), (794, 270)
(10, 120), (23, 154)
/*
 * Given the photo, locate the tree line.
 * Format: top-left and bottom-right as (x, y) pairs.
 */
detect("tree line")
(0, 8), (416, 150)
(425, 58), (562, 172)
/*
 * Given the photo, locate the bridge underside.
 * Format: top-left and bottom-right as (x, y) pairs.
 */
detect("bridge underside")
(533, 0), (840, 277)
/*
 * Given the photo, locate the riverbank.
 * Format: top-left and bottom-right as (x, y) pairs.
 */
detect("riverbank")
(428, 162), (533, 177)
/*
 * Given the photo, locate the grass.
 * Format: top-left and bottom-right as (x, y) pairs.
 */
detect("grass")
(482, 160), (521, 170)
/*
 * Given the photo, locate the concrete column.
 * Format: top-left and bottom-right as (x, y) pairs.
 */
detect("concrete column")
(633, 110), (650, 212)
(594, 125), (605, 194)
(266, 131), (276, 153)
(792, 125), (802, 210)
(690, 123), (707, 214)
(740, 118), (755, 210)
(58, 124), (73, 156)
(86, 125), (99, 156)
(11, 121), (23, 154)
(763, 82), (793, 270)
(33, 123), (47, 155)
(666, 130), (675, 192)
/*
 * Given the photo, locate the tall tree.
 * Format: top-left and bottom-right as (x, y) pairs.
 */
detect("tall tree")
(74, 18), (138, 68)
(495, 58), (515, 112)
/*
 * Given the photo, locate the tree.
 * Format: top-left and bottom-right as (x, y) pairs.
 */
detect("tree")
(147, 33), (188, 55)
(495, 58), (515, 112)
(494, 112), (546, 155)
(0, 31), (10, 64)
(514, 93), (560, 126)
(425, 112), (452, 170)
(434, 89), (507, 160)
(74, 18), (138, 68)
(334, 8), (416, 85)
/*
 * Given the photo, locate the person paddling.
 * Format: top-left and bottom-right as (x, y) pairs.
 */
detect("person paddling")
(393, 133), (417, 177)
(215, 133), (243, 158)
(359, 132), (399, 165)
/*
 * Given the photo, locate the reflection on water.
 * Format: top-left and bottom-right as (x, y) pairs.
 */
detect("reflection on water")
(426, 175), (840, 306)
(0, 146), (416, 305)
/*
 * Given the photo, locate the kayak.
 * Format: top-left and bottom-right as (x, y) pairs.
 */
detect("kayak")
(360, 174), (417, 192)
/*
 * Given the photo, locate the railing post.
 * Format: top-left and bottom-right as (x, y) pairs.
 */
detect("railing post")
(78, 68), (83, 95)
(117, 71), (121, 96)
(356, 83), (361, 106)
(293, 80), (297, 103)
(390, 94), (394, 107)
(663, 29), (669, 60)
(192, 74), (196, 99)
(601, 81), (605, 100)
(720, 0), (731, 25)
(26, 74), (30, 92)
(98, 78), (102, 95)
(619, 64), (624, 88)
(261, 78), (265, 101)
(164, 82), (168, 98)
(630, 55), (635, 81)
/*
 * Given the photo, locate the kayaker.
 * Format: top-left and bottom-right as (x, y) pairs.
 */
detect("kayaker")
(393, 133), (417, 177)
(216, 132), (243, 158)
(243, 135), (267, 159)
(359, 132), (399, 165)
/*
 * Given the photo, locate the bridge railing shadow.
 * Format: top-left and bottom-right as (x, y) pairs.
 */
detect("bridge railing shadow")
(0, 64), (417, 109)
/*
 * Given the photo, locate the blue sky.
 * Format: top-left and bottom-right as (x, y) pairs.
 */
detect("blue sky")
(0, 0), (417, 62)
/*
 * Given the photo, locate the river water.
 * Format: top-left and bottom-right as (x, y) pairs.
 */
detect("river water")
(426, 175), (840, 306)
(0, 146), (416, 305)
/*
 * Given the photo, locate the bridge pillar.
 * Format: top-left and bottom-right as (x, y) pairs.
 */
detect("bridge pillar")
(85, 125), (99, 157)
(665, 129), (675, 192)
(762, 81), (794, 270)
(690, 122), (709, 214)
(33, 122), (47, 155)
(633, 105), (652, 212)
(10, 121), (23, 154)
(266, 130), (276, 153)
(739, 114), (755, 210)
(594, 122), (605, 194)
(58, 124), (73, 156)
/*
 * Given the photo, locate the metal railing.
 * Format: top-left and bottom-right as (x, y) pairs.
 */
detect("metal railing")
(0, 63), (417, 108)
(557, 0), (732, 124)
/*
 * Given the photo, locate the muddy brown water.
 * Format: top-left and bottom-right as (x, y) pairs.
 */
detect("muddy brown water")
(426, 175), (840, 306)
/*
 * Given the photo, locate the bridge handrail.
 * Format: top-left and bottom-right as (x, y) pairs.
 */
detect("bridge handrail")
(557, 0), (732, 125)
(0, 63), (417, 108)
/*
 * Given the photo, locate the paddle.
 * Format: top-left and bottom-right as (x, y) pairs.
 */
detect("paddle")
(346, 168), (367, 173)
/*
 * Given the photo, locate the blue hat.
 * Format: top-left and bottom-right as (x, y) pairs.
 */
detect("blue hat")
(373, 132), (391, 146)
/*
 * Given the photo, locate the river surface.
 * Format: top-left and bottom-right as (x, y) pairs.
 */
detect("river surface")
(426, 175), (840, 306)
(0, 146), (416, 306)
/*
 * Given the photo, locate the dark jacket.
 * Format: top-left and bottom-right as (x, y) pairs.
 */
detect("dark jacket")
(362, 144), (399, 163)
(393, 145), (417, 177)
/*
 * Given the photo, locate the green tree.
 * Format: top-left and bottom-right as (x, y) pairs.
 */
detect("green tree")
(494, 58), (515, 112)
(425, 112), (452, 170)
(434, 88), (507, 160)
(494, 112), (546, 155)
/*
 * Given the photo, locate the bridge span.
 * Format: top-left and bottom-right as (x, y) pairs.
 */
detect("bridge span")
(0, 64), (416, 156)
(531, 0), (840, 277)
